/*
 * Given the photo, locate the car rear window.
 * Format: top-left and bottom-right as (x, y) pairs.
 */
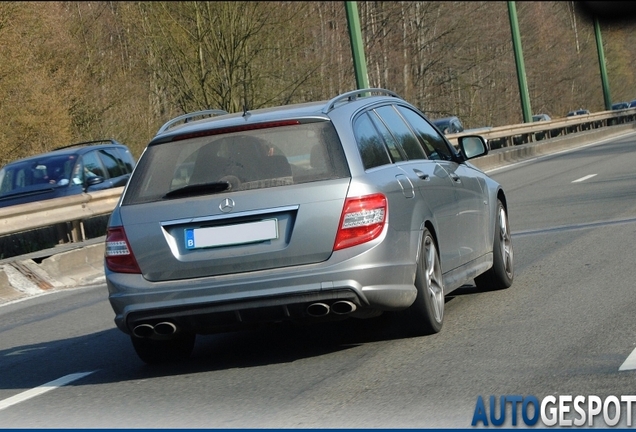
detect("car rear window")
(122, 120), (350, 205)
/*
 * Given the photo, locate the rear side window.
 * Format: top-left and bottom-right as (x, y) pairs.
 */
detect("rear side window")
(99, 147), (135, 176)
(123, 121), (349, 205)
(352, 112), (392, 170)
(367, 110), (405, 162)
(98, 148), (125, 178)
(116, 148), (136, 173)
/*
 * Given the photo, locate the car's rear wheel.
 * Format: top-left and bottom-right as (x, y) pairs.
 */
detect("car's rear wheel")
(406, 229), (445, 335)
(131, 332), (196, 365)
(475, 199), (514, 290)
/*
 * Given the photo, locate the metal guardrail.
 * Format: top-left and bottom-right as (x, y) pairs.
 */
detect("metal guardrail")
(0, 187), (123, 241)
(1, 108), (635, 244)
(445, 108), (636, 148)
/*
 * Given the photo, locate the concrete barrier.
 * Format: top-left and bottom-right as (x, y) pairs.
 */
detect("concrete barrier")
(1, 124), (635, 306)
(0, 243), (105, 305)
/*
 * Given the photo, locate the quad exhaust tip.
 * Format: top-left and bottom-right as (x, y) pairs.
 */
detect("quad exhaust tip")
(133, 302), (360, 335)
(306, 300), (357, 317)
(154, 321), (178, 335)
(132, 323), (155, 338)
(132, 321), (178, 338)
(306, 302), (330, 317)
(331, 300), (357, 315)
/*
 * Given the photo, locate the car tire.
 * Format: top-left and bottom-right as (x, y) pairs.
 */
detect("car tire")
(405, 228), (445, 335)
(131, 332), (196, 365)
(475, 199), (514, 291)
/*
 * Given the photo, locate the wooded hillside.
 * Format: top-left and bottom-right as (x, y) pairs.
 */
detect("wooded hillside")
(0, 1), (633, 163)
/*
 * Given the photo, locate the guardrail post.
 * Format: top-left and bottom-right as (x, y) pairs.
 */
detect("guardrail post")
(56, 222), (71, 244)
(70, 220), (85, 243)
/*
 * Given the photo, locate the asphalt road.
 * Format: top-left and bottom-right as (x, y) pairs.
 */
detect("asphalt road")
(1, 133), (636, 428)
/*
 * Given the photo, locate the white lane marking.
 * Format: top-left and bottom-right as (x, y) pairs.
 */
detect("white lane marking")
(619, 348), (636, 371)
(0, 371), (95, 411)
(5, 347), (47, 357)
(572, 174), (597, 183)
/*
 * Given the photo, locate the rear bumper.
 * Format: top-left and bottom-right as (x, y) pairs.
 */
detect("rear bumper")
(106, 240), (419, 334)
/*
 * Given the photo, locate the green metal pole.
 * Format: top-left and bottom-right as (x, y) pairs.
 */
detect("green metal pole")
(594, 18), (612, 110)
(508, 2), (532, 123)
(345, 1), (369, 90)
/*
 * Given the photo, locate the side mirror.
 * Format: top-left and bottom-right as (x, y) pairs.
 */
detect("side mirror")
(86, 175), (105, 186)
(458, 136), (488, 160)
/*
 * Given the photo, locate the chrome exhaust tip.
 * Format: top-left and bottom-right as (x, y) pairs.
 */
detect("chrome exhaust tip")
(154, 321), (178, 336)
(306, 302), (330, 317)
(132, 323), (155, 338)
(331, 300), (357, 315)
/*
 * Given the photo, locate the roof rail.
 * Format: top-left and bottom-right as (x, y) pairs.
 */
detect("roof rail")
(322, 88), (401, 114)
(156, 109), (229, 135)
(54, 139), (122, 151)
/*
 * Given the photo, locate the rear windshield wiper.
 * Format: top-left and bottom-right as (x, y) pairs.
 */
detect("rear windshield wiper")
(163, 181), (230, 199)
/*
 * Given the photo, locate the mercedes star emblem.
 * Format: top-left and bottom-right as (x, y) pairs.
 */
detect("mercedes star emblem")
(219, 198), (235, 213)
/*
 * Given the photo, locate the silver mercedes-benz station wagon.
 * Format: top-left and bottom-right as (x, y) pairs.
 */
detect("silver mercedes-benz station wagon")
(105, 89), (514, 364)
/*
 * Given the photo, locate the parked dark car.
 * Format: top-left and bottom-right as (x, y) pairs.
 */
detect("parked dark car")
(431, 116), (464, 134)
(532, 114), (551, 122)
(104, 88), (514, 364)
(628, 100), (636, 108)
(0, 139), (136, 208)
(611, 102), (629, 110)
(566, 109), (590, 117)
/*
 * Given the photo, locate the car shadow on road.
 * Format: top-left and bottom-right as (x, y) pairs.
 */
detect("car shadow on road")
(0, 286), (493, 388)
(0, 309), (438, 389)
(192, 313), (407, 364)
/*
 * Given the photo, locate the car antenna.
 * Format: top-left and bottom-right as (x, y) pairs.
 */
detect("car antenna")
(242, 79), (250, 118)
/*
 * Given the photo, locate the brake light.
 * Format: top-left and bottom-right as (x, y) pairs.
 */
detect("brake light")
(105, 226), (141, 274)
(334, 193), (387, 251)
(172, 120), (301, 141)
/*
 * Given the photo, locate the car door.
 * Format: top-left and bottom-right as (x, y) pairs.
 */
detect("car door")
(370, 104), (462, 272)
(395, 105), (489, 266)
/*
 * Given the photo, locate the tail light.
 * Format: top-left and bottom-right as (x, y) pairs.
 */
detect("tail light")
(334, 193), (387, 251)
(105, 226), (141, 274)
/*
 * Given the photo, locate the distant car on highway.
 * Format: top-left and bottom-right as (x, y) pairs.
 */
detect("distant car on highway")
(0, 140), (136, 208)
(431, 116), (464, 134)
(566, 109), (590, 117)
(104, 88), (514, 364)
(611, 102), (629, 110)
(532, 114), (551, 122)
(628, 100), (636, 108)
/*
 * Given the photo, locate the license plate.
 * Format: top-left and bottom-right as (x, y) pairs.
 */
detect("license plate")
(185, 219), (278, 250)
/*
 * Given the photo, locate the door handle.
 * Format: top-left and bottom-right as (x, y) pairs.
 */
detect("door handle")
(413, 169), (430, 180)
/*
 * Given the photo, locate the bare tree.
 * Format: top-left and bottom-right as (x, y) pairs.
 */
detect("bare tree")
(1, 1), (636, 165)
(130, 1), (322, 117)
(0, 2), (73, 164)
